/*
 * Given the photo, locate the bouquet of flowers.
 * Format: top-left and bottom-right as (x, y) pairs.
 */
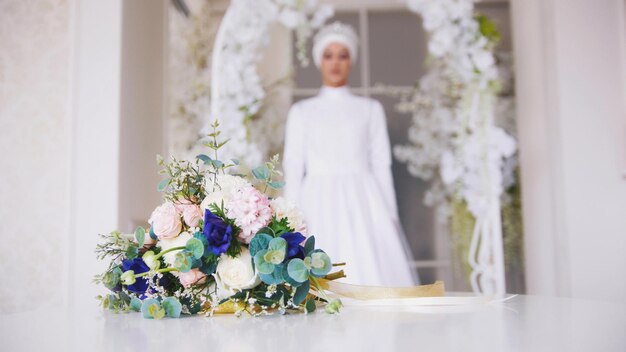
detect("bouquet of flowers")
(94, 121), (343, 319)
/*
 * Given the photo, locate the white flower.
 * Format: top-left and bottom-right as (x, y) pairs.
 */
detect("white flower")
(270, 197), (307, 234)
(214, 248), (261, 299)
(157, 231), (192, 267)
(201, 174), (251, 211)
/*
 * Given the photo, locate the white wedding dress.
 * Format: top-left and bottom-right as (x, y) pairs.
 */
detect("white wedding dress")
(283, 85), (418, 286)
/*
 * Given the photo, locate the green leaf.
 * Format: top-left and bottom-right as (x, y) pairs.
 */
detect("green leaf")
(102, 266), (122, 290)
(211, 159), (223, 168)
(162, 297), (182, 318)
(287, 258), (309, 283)
(281, 263), (302, 287)
(157, 178), (170, 192)
(264, 249), (286, 265)
(325, 299), (343, 314)
(231, 159), (240, 165)
(125, 244), (139, 260)
(134, 227), (145, 247)
(254, 249), (275, 275)
(305, 298), (316, 313)
(174, 251), (193, 272)
(130, 297), (142, 312)
(249, 233), (273, 256)
(268, 237), (287, 252)
(259, 264), (285, 285)
(304, 236), (315, 255)
(185, 238), (205, 259)
(252, 165), (270, 180)
(268, 181), (286, 189)
(293, 279), (310, 305)
(141, 299), (164, 319)
(196, 154), (212, 164)
(309, 251), (332, 277)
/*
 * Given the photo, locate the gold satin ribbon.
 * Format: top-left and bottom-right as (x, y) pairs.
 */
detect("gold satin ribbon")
(317, 279), (445, 300)
(211, 280), (446, 314)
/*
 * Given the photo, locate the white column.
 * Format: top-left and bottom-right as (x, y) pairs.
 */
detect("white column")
(511, 0), (626, 300)
(69, 0), (167, 310)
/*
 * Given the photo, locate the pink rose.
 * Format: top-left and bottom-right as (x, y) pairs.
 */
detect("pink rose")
(178, 268), (206, 288)
(175, 200), (203, 228)
(149, 203), (182, 240)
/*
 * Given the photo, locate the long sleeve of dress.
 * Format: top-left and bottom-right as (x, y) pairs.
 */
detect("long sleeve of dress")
(283, 103), (306, 205)
(369, 101), (399, 220)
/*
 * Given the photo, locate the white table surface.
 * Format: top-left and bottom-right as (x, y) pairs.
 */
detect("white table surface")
(1, 294), (624, 352)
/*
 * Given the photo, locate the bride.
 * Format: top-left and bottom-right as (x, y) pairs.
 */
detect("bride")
(283, 22), (418, 286)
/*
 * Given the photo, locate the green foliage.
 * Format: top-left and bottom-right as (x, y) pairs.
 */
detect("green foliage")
(304, 236), (315, 255)
(259, 265), (285, 285)
(305, 298), (316, 313)
(252, 165), (270, 180)
(96, 291), (133, 313)
(157, 155), (206, 203)
(307, 251), (332, 278)
(268, 216), (294, 237)
(293, 280), (310, 305)
(102, 266), (122, 290)
(134, 227), (145, 247)
(324, 299), (343, 314)
(254, 249), (275, 275)
(125, 244), (139, 260)
(287, 259), (309, 283)
(249, 233), (273, 256)
(130, 297), (142, 312)
(174, 251), (193, 273)
(185, 238), (205, 259)
(253, 154), (285, 193)
(141, 299), (165, 320)
(162, 297), (182, 318)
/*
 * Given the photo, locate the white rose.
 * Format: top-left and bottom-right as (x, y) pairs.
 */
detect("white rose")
(157, 231), (192, 267)
(214, 248), (261, 298)
(270, 197), (307, 234)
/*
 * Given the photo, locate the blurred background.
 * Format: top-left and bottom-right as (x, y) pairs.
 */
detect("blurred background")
(0, 0), (625, 314)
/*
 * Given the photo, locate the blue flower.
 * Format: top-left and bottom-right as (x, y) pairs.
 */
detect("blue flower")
(202, 209), (232, 255)
(121, 258), (150, 294)
(280, 232), (306, 260)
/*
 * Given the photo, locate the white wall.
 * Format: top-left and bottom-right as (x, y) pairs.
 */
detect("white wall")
(512, 0), (626, 301)
(0, 0), (73, 314)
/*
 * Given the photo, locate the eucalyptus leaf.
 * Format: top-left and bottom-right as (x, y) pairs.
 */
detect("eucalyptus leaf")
(157, 178), (170, 192)
(162, 297), (182, 318)
(252, 165), (270, 180)
(293, 279), (310, 305)
(304, 236), (315, 255)
(134, 226), (145, 247)
(141, 299), (163, 319)
(259, 264), (285, 285)
(309, 251), (332, 277)
(185, 238), (205, 259)
(211, 159), (224, 168)
(174, 251), (193, 273)
(287, 258), (309, 283)
(249, 233), (272, 256)
(253, 249), (274, 275)
(196, 154), (212, 164)
(231, 159), (240, 165)
(130, 297), (142, 312)
(268, 181), (286, 189)
(305, 298), (316, 313)
(268, 237), (287, 252)
(125, 244), (139, 260)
